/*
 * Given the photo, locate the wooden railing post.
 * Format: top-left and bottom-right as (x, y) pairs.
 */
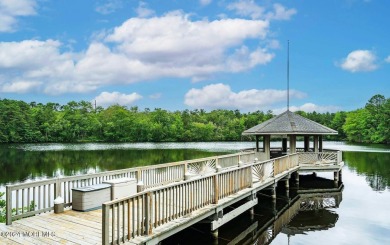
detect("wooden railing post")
(248, 167), (253, 188)
(184, 163), (188, 179)
(136, 170), (142, 183)
(213, 174), (219, 204)
(102, 203), (110, 245)
(288, 155), (290, 169)
(6, 186), (12, 225)
(272, 160), (276, 177)
(145, 192), (153, 235)
(54, 178), (61, 199)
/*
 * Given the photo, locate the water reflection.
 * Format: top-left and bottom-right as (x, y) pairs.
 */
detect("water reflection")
(0, 145), (229, 186)
(344, 151), (390, 191)
(163, 175), (343, 245)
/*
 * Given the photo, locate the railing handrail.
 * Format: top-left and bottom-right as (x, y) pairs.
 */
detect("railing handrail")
(5, 151), (254, 189)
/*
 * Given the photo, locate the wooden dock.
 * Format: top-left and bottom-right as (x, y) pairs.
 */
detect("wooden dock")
(0, 209), (102, 244)
(1, 150), (343, 245)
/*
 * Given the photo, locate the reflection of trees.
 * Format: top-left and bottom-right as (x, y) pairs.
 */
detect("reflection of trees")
(0, 147), (228, 185)
(344, 152), (390, 191)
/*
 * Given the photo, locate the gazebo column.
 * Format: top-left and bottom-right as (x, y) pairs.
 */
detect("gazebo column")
(314, 135), (319, 153)
(255, 135), (259, 152)
(263, 135), (271, 160)
(304, 136), (310, 152)
(289, 135), (296, 154)
(319, 135), (323, 152)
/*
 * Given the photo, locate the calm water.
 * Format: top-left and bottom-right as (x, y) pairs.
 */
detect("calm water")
(0, 141), (390, 244)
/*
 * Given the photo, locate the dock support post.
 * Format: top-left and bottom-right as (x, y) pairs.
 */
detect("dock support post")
(272, 197), (277, 216)
(212, 229), (218, 240)
(334, 171), (340, 187)
(271, 184), (276, 200)
(334, 171), (339, 182)
(249, 207), (254, 220)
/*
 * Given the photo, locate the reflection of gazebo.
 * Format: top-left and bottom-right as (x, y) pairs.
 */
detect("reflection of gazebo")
(282, 209), (339, 235)
(242, 110), (338, 160)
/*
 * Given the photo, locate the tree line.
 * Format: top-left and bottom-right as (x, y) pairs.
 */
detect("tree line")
(0, 94), (388, 144)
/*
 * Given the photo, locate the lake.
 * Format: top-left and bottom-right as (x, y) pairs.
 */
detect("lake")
(0, 141), (390, 244)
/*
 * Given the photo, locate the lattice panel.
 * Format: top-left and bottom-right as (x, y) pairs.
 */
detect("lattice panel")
(298, 153), (337, 165)
(252, 161), (274, 183)
(187, 159), (216, 175)
(299, 197), (337, 211)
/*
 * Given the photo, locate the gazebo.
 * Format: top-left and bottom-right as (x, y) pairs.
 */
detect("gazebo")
(242, 110), (338, 160)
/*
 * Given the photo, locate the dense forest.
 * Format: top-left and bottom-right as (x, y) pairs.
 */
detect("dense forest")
(0, 94), (388, 144)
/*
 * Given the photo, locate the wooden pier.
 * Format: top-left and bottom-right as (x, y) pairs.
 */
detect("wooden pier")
(1, 110), (344, 244)
(1, 149), (343, 245)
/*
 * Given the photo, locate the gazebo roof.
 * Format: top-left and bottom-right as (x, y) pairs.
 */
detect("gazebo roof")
(242, 110), (338, 136)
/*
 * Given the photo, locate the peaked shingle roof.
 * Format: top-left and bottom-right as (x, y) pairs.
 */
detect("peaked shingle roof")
(242, 110), (338, 135)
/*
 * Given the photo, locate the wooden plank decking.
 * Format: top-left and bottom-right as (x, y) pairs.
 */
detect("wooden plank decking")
(0, 209), (102, 245)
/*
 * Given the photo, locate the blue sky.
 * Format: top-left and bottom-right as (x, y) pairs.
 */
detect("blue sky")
(0, 0), (389, 113)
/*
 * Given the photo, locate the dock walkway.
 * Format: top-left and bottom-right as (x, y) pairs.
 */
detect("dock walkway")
(1, 150), (343, 245)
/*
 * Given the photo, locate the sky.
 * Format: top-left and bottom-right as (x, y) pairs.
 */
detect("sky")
(0, 0), (389, 113)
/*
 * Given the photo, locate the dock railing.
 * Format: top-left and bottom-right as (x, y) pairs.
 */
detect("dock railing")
(102, 150), (339, 245)
(5, 151), (255, 225)
(102, 166), (254, 244)
(5, 150), (341, 226)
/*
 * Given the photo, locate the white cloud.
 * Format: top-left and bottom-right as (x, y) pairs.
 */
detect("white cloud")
(95, 0), (123, 15)
(1, 80), (42, 93)
(93, 91), (142, 107)
(0, 11), (275, 94)
(340, 50), (378, 72)
(266, 3), (297, 20)
(135, 2), (155, 18)
(0, 39), (78, 94)
(266, 39), (280, 49)
(184, 83), (306, 110)
(227, 0), (265, 19)
(149, 93), (162, 99)
(272, 103), (340, 114)
(385, 56), (390, 63)
(226, 46), (274, 72)
(227, 1), (296, 21)
(200, 0), (212, 6)
(0, 0), (37, 32)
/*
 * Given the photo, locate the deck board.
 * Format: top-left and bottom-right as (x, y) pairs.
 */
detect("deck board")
(1, 209), (103, 245)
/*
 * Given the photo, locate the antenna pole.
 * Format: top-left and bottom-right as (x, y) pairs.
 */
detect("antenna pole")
(287, 40), (290, 111)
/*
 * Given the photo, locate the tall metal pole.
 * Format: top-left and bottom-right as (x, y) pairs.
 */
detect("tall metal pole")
(287, 40), (290, 111)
